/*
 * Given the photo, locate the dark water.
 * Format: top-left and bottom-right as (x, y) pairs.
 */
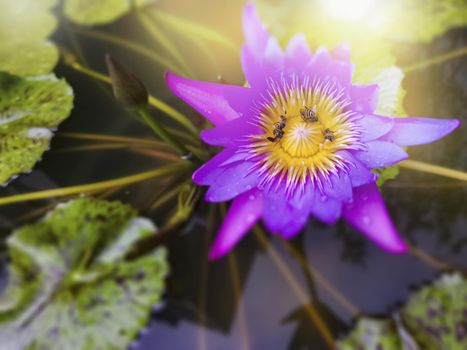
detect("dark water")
(0, 1), (466, 349)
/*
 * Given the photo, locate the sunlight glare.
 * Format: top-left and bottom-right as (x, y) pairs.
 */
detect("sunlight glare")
(321, 0), (377, 22)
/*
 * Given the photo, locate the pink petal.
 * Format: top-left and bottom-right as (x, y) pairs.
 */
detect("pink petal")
(165, 72), (242, 126)
(342, 183), (408, 254)
(381, 117), (460, 146)
(209, 189), (263, 260)
(354, 141), (408, 168)
(350, 84), (379, 113)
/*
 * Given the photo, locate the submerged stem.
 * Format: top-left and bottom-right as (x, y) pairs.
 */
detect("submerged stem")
(400, 160), (467, 182)
(0, 163), (189, 206)
(254, 227), (336, 349)
(403, 46), (467, 73)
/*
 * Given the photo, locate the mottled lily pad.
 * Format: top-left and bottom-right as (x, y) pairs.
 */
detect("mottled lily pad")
(0, 72), (74, 186)
(337, 318), (403, 350)
(0, 198), (169, 350)
(401, 273), (467, 350)
(0, 0), (59, 76)
(338, 273), (467, 350)
(64, 0), (156, 25)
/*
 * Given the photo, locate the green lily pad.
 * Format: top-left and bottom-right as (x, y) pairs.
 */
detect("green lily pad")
(0, 0), (59, 76)
(0, 72), (74, 185)
(338, 273), (467, 350)
(337, 318), (403, 350)
(401, 273), (467, 350)
(0, 198), (169, 350)
(64, 0), (156, 26)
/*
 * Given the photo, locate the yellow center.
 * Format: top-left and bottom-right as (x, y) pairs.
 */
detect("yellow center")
(245, 79), (362, 193)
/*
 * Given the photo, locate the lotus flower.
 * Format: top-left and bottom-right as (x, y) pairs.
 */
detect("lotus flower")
(165, 3), (460, 259)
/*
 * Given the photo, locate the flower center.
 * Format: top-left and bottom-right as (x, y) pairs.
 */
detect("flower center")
(246, 78), (363, 193)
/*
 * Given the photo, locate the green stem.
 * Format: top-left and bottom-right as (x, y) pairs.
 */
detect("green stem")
(0, 163), (189, 206)
(137, 107), (195, 161)
(403, 46), (467, 73)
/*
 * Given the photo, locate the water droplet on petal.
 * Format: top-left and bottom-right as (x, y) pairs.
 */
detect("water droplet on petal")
(362, 216), (371, 225)
(249, 194), (256, 201)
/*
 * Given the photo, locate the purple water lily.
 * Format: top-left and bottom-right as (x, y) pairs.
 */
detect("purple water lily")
(165, 3), (460, 260)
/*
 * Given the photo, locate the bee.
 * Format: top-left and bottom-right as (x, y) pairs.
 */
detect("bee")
(267, 115), (287, 142)
(323, 128), (335, 142)
(300, 105), (319, 123)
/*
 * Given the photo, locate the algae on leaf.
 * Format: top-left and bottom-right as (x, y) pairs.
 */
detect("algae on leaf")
(0, 72), (74, 186)
(338, 273), (467, 350)
(64, 0), (156, 26)
(338, 318), (403, 350)
(0, 198), (169, 350)
(0, 0), (59, 76)
(401, 273), (467, 350)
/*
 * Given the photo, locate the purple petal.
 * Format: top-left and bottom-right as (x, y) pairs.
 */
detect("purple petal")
(243, 2), (269, 53)
(263, 188), (290, 233)
(350, 85), (379, 113)
(322, 171), (353, 202)
(356, 114), (394, 142)
(241, 3), (284, 88)
(342, 183), (408, 254)
(209, 189), (263, 260)
(354, 141), (408, 168)
(331, 43), (350, 62)
(205, 162), (259, 202)
(192, 148), (236, 185)
(381, 117), (460, 146)
(165, 72), (241, 126)
(310, 194), (342, 224)
(200, 116), (261, 147)
(263, 187), (309, 239)
(338, 151), (377, 187)
(305, 47), (353, 88)
(286, 34), (313, 70)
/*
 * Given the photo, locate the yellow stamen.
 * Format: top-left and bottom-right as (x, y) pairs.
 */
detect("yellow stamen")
(246, 79), (362, 193)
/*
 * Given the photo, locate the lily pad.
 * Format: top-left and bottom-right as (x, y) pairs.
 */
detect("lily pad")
(0, 198), (169, 350)
(338, 273), (467, 350)
(0, 0), (59, 76)
(0, 72), (74, 186)
(64, 0), (156, 26)
(401, 273), (467, 350)
(337, 318), (403, 350)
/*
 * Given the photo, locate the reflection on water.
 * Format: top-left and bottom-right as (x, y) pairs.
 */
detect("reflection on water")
(0, 0), (466, 349)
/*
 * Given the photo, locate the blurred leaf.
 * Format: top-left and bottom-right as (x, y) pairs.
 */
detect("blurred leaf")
(375, 166), (400, 188)
(0, 198), (169, 350)
(338, 273), (467, 350)
(64, 0), (156, 26)
(0, 0), (59, 76)
(401, 273), (467, 350)
(0, 72), (74, 186)
(337, 318), (403, 350)
(149, 9), (238, 52)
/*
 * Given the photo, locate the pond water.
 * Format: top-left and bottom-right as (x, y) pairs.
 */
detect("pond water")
(0, 1), (466, 349)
